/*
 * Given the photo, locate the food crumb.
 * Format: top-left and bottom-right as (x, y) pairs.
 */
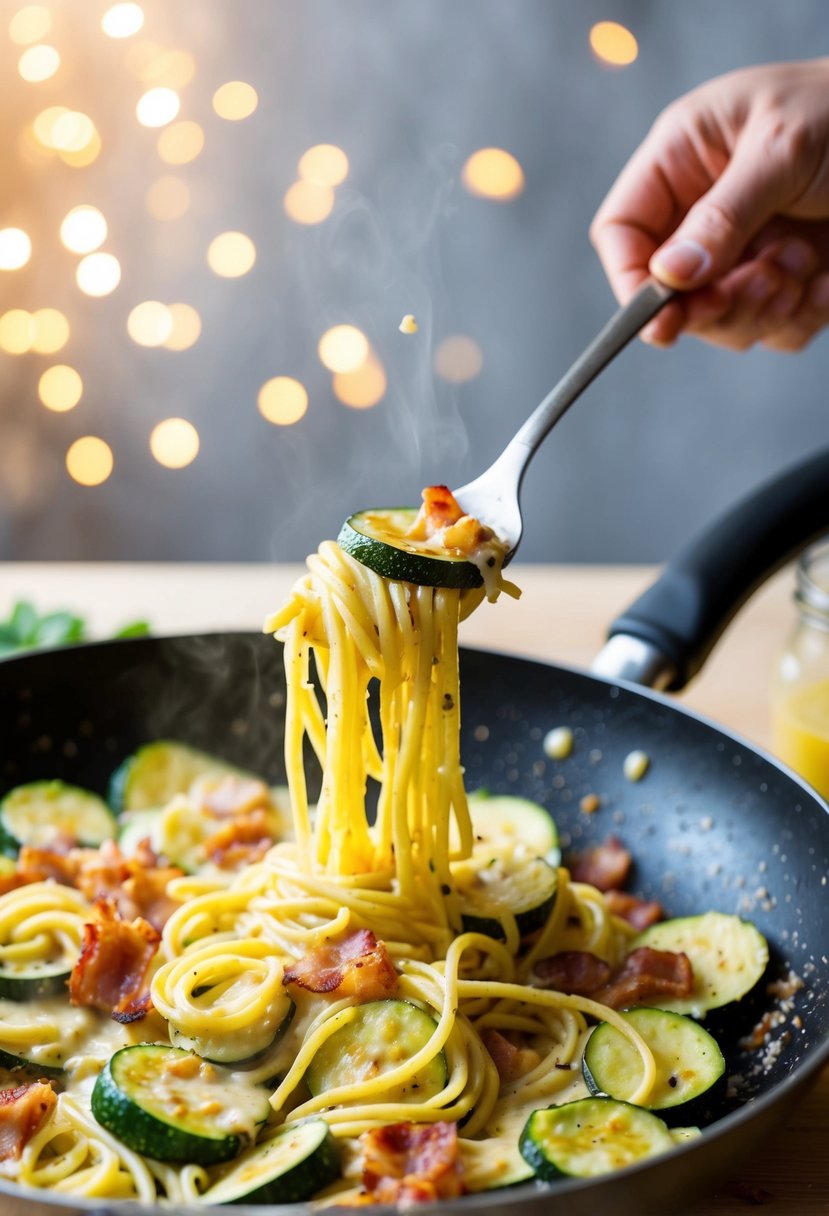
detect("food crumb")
(398, 314), (418, 334)
(579, 793), (601, 815)
(623, 749), (650, 782)
(543, 726), (573, 760)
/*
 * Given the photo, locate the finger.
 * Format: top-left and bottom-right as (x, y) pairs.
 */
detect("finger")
(684, 260), (786, 350)
(758, 236), (819, 281)
(761, 271), (829, 351)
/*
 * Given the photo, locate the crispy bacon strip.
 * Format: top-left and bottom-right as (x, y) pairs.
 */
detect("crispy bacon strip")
(69, 898), (160, 1021)
(480, 1027), (540, 1082)
(361, 1121), (464, 1205)
(0, 1082), (56, 1161)
(605, 889), (663, 931)
(595, 946), (694, 1010)
(569, 835), (632, 891)
(408, 485), (465, 540)
(283, 929), (397, 1000)
(532, 950), (612, 994)
(201, 808), (275, 870)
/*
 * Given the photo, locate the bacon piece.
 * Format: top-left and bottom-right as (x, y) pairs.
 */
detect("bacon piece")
(408, 485), (465, 540)
(14, 843), (83, 887)
(0, 1082), (56, 1161)
(73, 841), (182, 930)
(532, 950), (612, 994)
(200, 808), (275, 870)
(605, 890), (663, 931)
(361, 1121), (464, 1205)
(480, 1027), (540, 1082)
(595, 946), (694, 1010)
(69, 898), (160, 1021)
(569, 835), (632, 892)
(283, 929), (397, 1000)
(442, 515), (491, 556)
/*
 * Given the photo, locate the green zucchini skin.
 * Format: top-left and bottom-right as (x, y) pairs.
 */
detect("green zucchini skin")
(0, 1045), (64, 1079)
(0, 780), (116, 856)
(582, 1008), (725, 1122)
(519, 1097), (674, 1180)
(107, 741), (251, 813)
(91, 1045), (271, 1165)
(459, 856), (557, 941)
(338, 510), (483, 589)
(468, 791), (560, 866)
(0, 962), (72, 1002)
(198, 1119), (340, 1205)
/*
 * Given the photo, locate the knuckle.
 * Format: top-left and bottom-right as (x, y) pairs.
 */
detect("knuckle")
(691, 196), (744, 243)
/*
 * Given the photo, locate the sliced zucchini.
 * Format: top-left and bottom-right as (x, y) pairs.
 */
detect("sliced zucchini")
(0, 1045), (64, 1079)
(457, 855), (557, 941)
(338, 508), (482, 589)
(91, 1044), (271, 1165)
(0, 781), (116, 856)
(467, 791), (560, 865)
(583, 1008), (725, 1115)
(633, 912), (769, 1017)
(0, 961), (72, 1002)
(198, 1118), (339, 1205)
(108, 741), (251, 813)
(169, 995), (295, 1065)
(306, 999), (447, 1104)
(519, 1097), (674, 1180)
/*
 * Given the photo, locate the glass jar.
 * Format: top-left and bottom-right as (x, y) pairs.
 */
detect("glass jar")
(771, 539), (829, 799)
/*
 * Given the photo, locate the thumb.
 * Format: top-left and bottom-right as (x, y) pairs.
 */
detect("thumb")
(650, 129), (795, 290)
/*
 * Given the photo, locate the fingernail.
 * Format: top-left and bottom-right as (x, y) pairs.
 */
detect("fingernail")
(774, 239), (814, 277)
(651, 239), (711, 286)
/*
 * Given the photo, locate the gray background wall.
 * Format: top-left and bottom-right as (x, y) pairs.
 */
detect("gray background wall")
(0, 0), (826, 562)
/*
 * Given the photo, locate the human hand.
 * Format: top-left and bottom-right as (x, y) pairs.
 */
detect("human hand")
(590, 59), (829, 350)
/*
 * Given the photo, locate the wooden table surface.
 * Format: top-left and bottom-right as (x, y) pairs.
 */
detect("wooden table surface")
(1, 561), (827, 1213)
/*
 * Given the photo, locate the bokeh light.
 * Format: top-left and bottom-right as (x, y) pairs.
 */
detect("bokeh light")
(101, 3), (144, 38)
(461, 148), (524, 201)
(0, 228), (32, 270)
(333, 353), (387, 409)
(283, 180), (335, 225)
(589, 21), (638, 66)
(433, 335), (483, 382)
(139, 49), (196, 89)
(76, 252), (121, 296)
(257, 377), (308, 426)
(136, 87), (180, 128)
(50, 110), (97, 152)
(298, 144), (349, 186)
(38, 365), (82, 412)
(145, 175), (191, 220)
(31, 308), (70, 354)
(60, 206), (108, 254)
(66, 437), (113, 486)
(0, 310), (35, 354)
(213, 81), (258, 120)
(156, 120), (204, 165)
(317, 324), (369, 374)
(206, 231), (256, 277)
(9, 5), (51, 45)
(162, 302), (201, 351)
(127, 300), (173, 346)
(59, 130), (102, 169)
(18, 44), (59, 82)
(150, 418), (200, 468)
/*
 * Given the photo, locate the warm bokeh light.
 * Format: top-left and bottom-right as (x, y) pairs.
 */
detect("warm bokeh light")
(283, 180), (335, 225)
(317, 324), (369, 374)
(32, 105), (67, 146)
(76, 252), (121, 297)
(150, 417), (200, 468)
(101, 3), (144, 38)
(162, 302), (201, 351)
(0, 227), (32, 270)
(257, 377), (308, 426)
(213, 81), (258, 120)
(59, 129), (102, 168)
(0, 310), (35, 354)
(18, 44), (59, 82)
(136, 87), (180, 128)
(127, 300), (173, 347)
(461, 148), (525, 201)
(298, 144), (349, 186)
(60, 206), (107, 254)
(145, 175), (191, 220)
(156, 120), (204, 165)
(38, 365), (82, 412)
(66, 437), (113, 486)
(589, 21), (639, 66)
(31, 308), (70, 354)
(206, 231), (256, 277)
(333, 352), (387, 409)
(50, 110), (97, 152)
(433, 335), (483, 382)
(9, 5), (51, 45)
(140, 49), (196, 89)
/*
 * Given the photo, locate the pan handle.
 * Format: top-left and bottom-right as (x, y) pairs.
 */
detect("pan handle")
(592, 446), (829, 691)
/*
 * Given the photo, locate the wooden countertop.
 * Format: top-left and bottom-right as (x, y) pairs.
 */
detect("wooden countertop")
(1, 562), (826, 1213)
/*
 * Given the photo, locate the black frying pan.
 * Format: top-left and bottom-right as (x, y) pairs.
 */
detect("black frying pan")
(1, 449), (828, 1216)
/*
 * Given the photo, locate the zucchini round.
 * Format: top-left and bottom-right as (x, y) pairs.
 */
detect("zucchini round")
(169, 995), (295, 1065)
(91, 1045), (271, 1164)
(0, 961), (72, 1002)
(467, 791), (560, 865)
(0, 1045), (64, 1079)
(108, 741), (251, 813)
(197, 1118), (339, 1205)
(338, 508), (482, 589)
(0, 781), (116, 856)
(519, 1097), (674, 1180)
(458, 855), (557, 941)
(306, 999), (446, 1104)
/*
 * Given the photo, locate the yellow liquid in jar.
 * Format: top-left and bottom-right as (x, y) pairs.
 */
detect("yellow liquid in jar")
(772, 677), (829, 800)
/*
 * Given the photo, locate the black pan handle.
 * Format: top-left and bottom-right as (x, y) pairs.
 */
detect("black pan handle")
(592, 446), (829, 692)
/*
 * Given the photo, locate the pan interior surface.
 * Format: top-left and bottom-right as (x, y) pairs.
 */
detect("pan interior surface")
(0, 634), (826, 1216)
